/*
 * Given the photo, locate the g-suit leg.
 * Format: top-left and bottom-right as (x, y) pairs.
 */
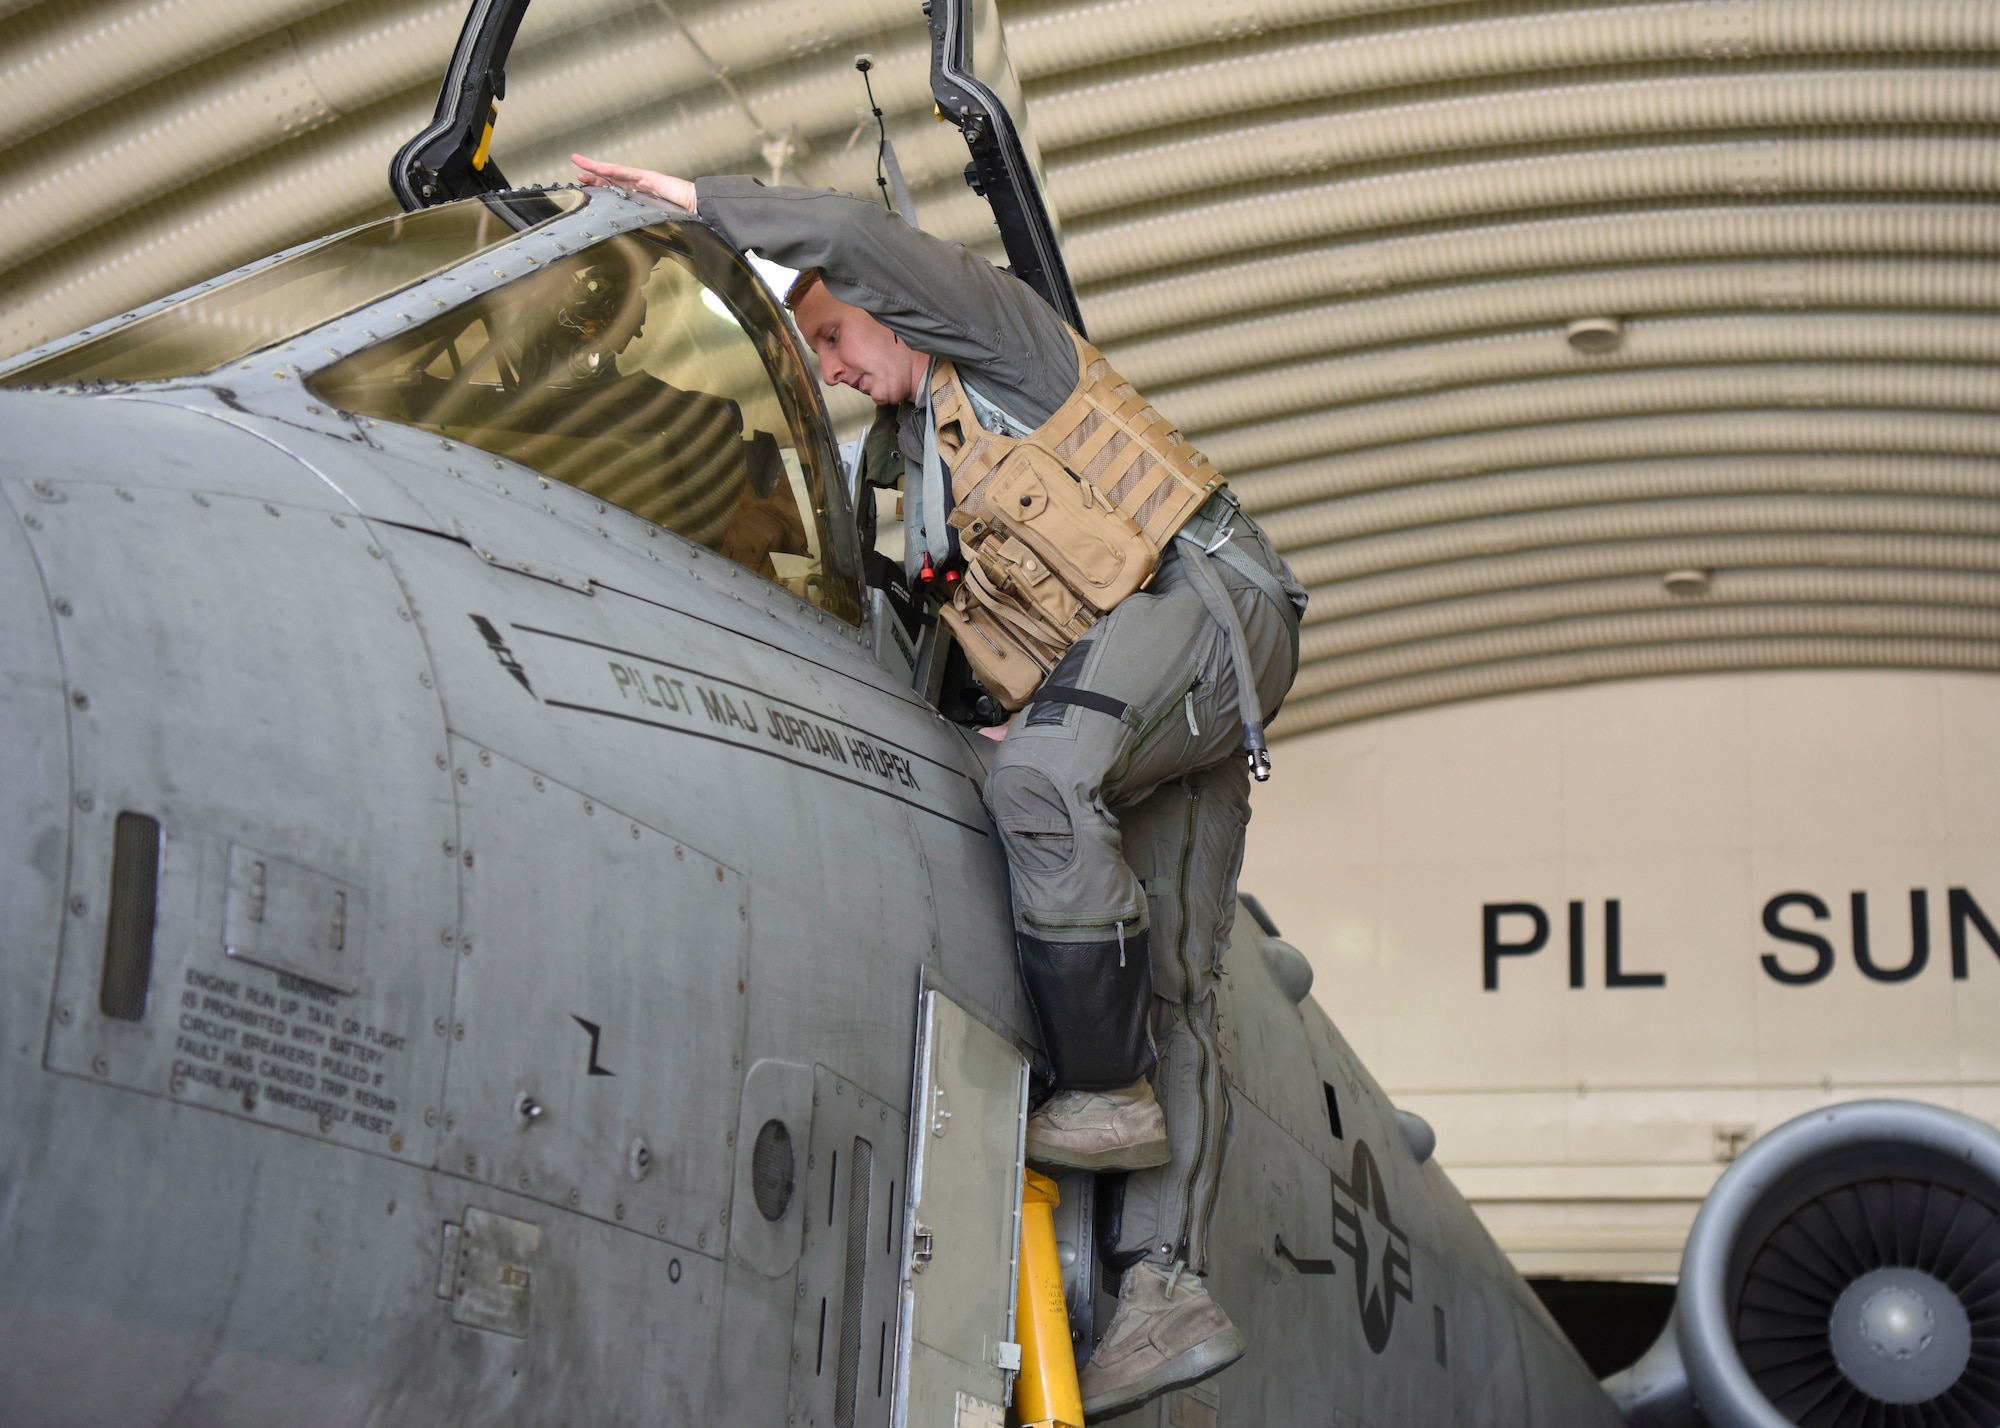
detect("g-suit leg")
(984, 529), (1298, 1092)
(1108, 758), (1250, 1274)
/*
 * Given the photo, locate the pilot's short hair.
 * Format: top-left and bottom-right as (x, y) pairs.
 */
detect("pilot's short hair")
(783, 268), (824, 311)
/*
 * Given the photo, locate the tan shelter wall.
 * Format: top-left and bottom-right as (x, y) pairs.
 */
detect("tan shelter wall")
(1243, 669), (2000, 1278)
(4, 0), (2000, 727)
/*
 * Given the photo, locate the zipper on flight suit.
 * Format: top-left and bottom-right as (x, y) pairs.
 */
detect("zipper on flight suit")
(1170, 779), (1213, 1263)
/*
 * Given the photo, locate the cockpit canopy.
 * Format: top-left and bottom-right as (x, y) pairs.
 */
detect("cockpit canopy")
(0, 190), (582, 387)
(310, 217), (859, 621)
(1, 186), (859, 624)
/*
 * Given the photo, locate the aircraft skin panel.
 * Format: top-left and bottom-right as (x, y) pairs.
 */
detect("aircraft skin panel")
(437, 735), (751, 1250)
(1446, 1270), (1532, 1426)
(358, 517), (974, 1107)
(788, 1063), (904, 1428)
(1215, 991), (1445, 1424)
(358, 495), (985, 838)
(3, 389), (366, 518)
(14, 463), (460, 1170)
(0, 479), (68, 1080)
(0, 1075), (726, 1421)
(1186, 908), (1627, 1428)
(329, 401), (947, 729)
(1300, 988), (1614, 1427)
(894, 988), (1029, 1428)
(317, 360), (1013, 1428)
(1218, 912), (1347, 1158)
(1203, 1092), (1390, 1424)
(1520, 1300), (1636, 1426)
(0, 385), (916, 1425)
(916, 799), (1026, 1041)
(117, 389), (456, 538)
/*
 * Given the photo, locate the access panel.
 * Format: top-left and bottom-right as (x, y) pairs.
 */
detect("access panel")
(440, 738), (749, 1256)
(791, 1064), (908, 1428)
(892, 987), (1030, 1428)
(28, 478), (456, 1164)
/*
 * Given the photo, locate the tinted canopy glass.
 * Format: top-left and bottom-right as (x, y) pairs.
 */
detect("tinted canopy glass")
(3, 190), (582, 387)
(310, 221), (859, 623)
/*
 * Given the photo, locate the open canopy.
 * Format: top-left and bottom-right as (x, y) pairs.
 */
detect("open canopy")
(390, 0), (1080, 329)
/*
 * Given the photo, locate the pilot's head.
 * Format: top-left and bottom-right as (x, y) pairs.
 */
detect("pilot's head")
(787, 269), (931, 407)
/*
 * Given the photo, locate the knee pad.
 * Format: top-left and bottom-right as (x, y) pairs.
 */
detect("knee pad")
(1015, 930), (1156, 1090)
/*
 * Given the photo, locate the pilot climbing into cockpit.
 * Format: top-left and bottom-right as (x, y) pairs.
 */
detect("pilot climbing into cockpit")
(574, 154), (1307, 1419)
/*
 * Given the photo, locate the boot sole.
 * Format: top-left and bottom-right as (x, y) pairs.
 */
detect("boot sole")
(1080, 1323), (1248, 1419)
(1024, 1137), (1172, 1173)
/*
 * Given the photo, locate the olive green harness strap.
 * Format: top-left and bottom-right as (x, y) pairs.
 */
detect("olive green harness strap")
(1174, 492), (1297, 782)
(1176, 495), (1300, 668)
(1208, 546), (1300, 674)
(1177, 536), (1272, 782)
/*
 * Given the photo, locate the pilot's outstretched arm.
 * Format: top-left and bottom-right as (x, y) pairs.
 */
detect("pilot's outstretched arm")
(572, 155), (1075, 422)
(692, 178), (1073, 416)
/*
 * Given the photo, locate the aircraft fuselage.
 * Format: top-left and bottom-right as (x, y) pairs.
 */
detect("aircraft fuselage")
(0, 191), (1622, 1427)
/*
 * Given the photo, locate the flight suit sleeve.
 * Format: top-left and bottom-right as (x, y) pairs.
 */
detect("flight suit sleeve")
(694, 175), (1076, 419)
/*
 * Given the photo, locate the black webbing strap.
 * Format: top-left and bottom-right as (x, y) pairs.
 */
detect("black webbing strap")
(1027, 685), (1131, 722)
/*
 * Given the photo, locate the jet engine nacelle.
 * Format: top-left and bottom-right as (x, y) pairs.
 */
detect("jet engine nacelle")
(1608, 1100), (2000, 1428)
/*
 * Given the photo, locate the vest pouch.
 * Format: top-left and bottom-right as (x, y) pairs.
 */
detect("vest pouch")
(926, 334), (1222, 711)
(963, 528), (1088, 637)
(940, 592), (1052, 711)
(985, 446), (1156, 613)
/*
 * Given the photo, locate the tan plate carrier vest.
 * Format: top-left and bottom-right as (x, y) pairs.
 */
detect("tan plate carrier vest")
(933, 332), (1226, 710)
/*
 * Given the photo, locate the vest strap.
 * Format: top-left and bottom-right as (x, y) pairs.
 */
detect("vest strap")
(913, 358), (955, 584)
(1026, 685), (1136, 726)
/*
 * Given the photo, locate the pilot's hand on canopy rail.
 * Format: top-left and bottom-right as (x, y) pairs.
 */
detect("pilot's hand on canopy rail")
(571, 155), (696, 213)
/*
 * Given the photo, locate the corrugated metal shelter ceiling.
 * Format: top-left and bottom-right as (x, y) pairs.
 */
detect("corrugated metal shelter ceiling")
(4, 0), (1997, 738)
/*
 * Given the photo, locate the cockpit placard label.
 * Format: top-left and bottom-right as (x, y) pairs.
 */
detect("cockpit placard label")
(169, 962), (412, 1147)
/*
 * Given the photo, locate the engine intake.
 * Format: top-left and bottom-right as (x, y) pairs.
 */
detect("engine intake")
(1609, 1100), (2000, 1428)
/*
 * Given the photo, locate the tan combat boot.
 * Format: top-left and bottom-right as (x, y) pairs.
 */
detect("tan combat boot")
(1078, 1260), (1246, 1418)
(1024, 1078), (1171, 1172)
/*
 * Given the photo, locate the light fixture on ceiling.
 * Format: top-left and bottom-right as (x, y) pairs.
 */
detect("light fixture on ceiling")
(1663, 569), (1712, 597)
(1566, 316), (1625, 353)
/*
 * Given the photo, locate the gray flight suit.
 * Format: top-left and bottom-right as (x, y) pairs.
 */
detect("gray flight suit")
(697, 177), (1307, 1275)
(993, 524), (1297, 1273)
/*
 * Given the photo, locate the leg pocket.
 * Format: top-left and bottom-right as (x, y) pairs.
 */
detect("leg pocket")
(988, 764), (1077, 875)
